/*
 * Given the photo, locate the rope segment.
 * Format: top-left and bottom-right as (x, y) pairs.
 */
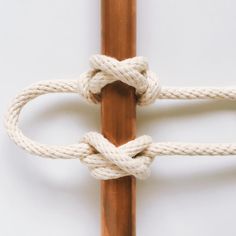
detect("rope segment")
(5, 55), (236, 179)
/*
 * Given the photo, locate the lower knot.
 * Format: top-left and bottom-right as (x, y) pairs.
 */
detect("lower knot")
(78, 54), (161, 106)
(80, 132), (153, 180)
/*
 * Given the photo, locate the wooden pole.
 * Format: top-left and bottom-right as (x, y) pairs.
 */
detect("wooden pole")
(101, 0), (136, 236)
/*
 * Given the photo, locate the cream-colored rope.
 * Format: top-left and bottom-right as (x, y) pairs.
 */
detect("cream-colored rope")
(78, 55), (236, 105)
(4, 55), (236, 180)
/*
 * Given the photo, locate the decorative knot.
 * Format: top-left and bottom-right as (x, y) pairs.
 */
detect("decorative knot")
(78, 54), (161, 105)
(80, 132), (154, 180)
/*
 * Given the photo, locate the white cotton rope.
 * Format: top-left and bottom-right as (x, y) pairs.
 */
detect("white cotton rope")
(4, 54), (236, 180)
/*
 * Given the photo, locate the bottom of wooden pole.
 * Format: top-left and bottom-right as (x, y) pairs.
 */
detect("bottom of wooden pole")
(101, 176), (136, 236)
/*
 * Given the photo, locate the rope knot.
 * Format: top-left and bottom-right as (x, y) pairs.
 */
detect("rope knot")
(80, 132), (154, 180)
(79, 54), (161, 105)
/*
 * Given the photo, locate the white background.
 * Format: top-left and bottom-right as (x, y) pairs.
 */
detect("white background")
(1, 0), (236, 235)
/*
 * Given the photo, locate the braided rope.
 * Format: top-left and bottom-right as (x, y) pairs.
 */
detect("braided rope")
(159, 87), (236, 100)
(4, 55), (236, 180)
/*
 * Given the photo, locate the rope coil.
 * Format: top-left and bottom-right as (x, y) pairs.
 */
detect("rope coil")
(5, 55), (236, 180)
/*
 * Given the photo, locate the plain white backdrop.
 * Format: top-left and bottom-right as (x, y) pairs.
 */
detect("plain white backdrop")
(1, 0), (236, 235)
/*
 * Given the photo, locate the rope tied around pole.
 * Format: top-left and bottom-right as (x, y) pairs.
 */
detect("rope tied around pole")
(4, 55), (236, 180)
(79, 54), (161, 105)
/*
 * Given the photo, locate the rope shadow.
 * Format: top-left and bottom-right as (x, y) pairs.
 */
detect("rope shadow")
(138, 159), (236, 209)
(21, 97), (100, 135)
(137, 100), (236, 202)
(137, 100), (236, 133)
(3, 138), (100, 219)
(3, 98), (101, 225)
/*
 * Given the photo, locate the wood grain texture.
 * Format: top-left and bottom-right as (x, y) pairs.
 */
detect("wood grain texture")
(101, 0), (136, 236)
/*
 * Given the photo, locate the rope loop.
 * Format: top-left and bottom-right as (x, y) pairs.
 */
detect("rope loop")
(4, 54), (236, 180)
(4, 80), (155, 179)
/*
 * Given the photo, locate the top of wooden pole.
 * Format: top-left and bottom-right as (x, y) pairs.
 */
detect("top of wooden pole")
(101, 0), (136, 61)
(101, 0), (136, 235)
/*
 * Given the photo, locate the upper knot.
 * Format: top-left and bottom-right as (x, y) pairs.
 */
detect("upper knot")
(80, 132), (154, 180)
(78, 54), (161, 106)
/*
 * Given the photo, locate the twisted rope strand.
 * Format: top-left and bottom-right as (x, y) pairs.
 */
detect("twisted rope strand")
(159, 87), (236, 100)
(4, 55), (236, 180)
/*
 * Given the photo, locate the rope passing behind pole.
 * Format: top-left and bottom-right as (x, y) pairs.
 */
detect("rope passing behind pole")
(101, 0), (137, 235)
(5, 54), (236, 180)
(3, 1), (236, 235)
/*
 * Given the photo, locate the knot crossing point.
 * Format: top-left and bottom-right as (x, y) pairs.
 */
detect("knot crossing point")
(79, 54), (161, 105)
(82, 132), (153, 179)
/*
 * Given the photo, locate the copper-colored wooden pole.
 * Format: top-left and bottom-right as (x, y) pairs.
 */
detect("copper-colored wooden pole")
(101, 0), (136, 236)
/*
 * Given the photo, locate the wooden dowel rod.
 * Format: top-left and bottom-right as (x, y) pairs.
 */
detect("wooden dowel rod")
(101, 0), (136, 236)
